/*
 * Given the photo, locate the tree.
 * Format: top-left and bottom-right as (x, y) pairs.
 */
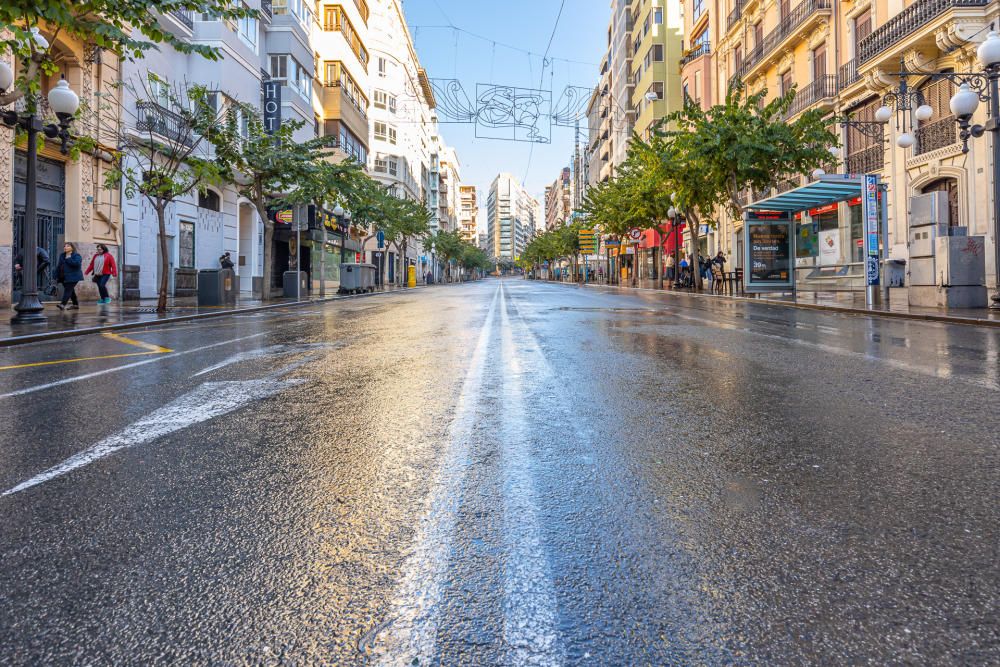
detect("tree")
(1, 1), (254, 105)
(654, 85), (837, 289)
(104, 77), (232, 312)
(210, 102), (357, 298)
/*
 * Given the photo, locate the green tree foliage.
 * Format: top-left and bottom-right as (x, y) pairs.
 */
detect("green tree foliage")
(1, 1), (254, 104)
(104, 78), (232, 312)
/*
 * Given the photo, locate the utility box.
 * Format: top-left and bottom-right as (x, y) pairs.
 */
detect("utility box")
(283, 270), (308, 297)
(197, 268), (238, 306)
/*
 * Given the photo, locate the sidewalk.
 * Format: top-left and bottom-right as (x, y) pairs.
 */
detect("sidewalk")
(0, 286), (412, 346)
(561, 277), (1000, 328)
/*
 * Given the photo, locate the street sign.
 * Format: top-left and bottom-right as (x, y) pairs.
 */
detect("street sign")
(579, 228), (596, 253)
(629, 227), (642, 241)
(377, 230), (385, 249)
(605, 238), (620, 246)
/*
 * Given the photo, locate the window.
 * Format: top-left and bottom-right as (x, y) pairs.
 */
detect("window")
(374, 157), (388, 172)
(754, 22), (764, 49)
(323, 5), (369, 69)
(179, 221), (195, 268)
(374, 90), (386, 109)
(692, 0), (704, 20)
(654, 7), (663, 23)
(780, 70), (793, 96)
(270, 55), (288, 81)
(339, 125), (368, 163)
(733, 44), (743, 70)
(388, 158), (398, 176)
(812, 44), (826, 80)
(237, 1), (257, 51)
(378, 57), (387, 78)
(854, 10), (872, 54)
(148, 73), (169, 107)
(324, 61), (368, 114)
(693, 29), (708, 48)
(643, 13), (650, 35)
(198, 190), (221, 211)
(388, 125), (396, 144)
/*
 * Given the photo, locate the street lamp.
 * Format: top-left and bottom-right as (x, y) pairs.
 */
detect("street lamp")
(873, 31), (1000, 303)
(0, 60), (80, 323)
(333, 204), (348, 264)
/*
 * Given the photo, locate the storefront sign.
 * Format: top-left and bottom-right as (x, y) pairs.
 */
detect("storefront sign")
(863, 174), (879, 286)
(744, 210), (794, 292)
(275, 209), (293, 225)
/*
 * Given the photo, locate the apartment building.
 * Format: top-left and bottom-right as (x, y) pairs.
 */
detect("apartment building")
(458, 185), (478, 244)
(711, 0), (999, 301)
(630, 0), (684, 138)
(610, 0), (637, 167)
(545, 168), (573, 230)
(1, 29), (122, 306)
(487, 173), (539, 260)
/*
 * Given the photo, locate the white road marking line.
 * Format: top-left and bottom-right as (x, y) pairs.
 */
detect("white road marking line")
(499, 283), (563, 666)
(372, 284), (501, 666)
(192, 342), (343, 377)
(0, 333), (267, 400)
(2, 377), (303, 497)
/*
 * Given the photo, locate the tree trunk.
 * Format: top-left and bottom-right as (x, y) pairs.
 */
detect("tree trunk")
(253, 198), (274, 301)
(156, 203), (169, 314)
(688, 212), (704, 291)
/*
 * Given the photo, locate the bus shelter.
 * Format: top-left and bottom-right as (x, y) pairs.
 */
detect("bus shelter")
(743, 175), (887, 307)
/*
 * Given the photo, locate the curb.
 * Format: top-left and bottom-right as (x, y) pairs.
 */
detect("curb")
(565, 281), (1000, 329)
(0, 286), (423, 348)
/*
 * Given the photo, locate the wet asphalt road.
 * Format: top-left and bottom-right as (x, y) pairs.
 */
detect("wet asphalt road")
(1, 278), (998, 665)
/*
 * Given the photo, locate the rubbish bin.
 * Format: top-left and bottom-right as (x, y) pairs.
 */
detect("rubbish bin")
(339, 263), (377, 294)
(283, 270), (307, 297)
(198, 269), (225, 306)
(886, 259), (906, 287)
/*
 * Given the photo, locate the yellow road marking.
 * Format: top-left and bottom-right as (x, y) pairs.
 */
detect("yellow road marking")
(0, 351), (165, 371)
(101, 332), (174, 353)
(0, 333), (173, 372)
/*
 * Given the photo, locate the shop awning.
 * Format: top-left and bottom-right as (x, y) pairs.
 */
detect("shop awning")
(745, 176), (864, 213)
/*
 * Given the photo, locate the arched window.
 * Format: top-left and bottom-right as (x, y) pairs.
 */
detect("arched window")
(921, 177), (959, 227)
(198, 189), (221, 211)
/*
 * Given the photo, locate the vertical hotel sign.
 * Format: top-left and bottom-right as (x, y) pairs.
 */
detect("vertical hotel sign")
(263, 80), (281, 134)
(863, 174), (879, 285)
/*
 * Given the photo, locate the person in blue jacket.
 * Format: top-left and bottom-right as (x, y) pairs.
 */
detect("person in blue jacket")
(55, 242), (83, 310)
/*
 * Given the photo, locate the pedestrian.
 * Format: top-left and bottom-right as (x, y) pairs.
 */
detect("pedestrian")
(713, 250), (727, 268)
(85, 243), (118, 305)
(219, 252), (235, 271)
(665, 253), (676, 282)
(55, 242), (83, 310)
(14, 246), (51, 293)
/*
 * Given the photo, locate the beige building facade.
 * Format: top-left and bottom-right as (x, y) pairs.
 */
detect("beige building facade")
(1, 30), (122, 307)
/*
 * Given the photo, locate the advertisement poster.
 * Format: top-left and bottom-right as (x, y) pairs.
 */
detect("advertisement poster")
(863, 174), (880, 286)
(797, 222), (817, 259)
(748, 223), (791, 282)
(819, 229), (840, 266)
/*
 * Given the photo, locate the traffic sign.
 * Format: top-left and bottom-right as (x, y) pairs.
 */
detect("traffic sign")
(377, 230), (385, 249)
(579, 228), (597, 253)
(628, 227), (642, 241)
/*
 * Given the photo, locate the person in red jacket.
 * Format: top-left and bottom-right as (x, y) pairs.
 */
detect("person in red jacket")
(85, 243), (118, 305)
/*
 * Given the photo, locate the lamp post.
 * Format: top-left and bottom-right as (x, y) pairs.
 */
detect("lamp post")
(333, 204), (348, 265)
(1, 52), (80, 323)
(872, 32), (1000, 304)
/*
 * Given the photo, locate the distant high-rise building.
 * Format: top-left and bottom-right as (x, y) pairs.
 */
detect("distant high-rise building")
(487, 173), (539, 260)
(545, 167), (573, 230)
(458, 185), (477, 244)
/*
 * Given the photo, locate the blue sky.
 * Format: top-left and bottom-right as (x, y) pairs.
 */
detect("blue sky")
(401, 0), (607, 211)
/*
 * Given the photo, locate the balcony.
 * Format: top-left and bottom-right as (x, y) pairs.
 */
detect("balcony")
(839, 59), (859, 88)
(260, 0), (272, 20)
(857, 0), (989, 66)
(846, 145), (884, 173)
(784, 75), (838, 118)
(914, 115), (958, 155)
(726, 0), (745, 33)
(680, 42), (711, 67)
(169, 9), (194, 29)
(322, 83), (369, 146)
(135, 101), (194, 147)
(730, 0), (831, 84)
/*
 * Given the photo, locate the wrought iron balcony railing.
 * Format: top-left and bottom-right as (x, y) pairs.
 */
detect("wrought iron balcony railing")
(914, 115), (958, 155)
(680, 42), (711, 67)
(135, 101), (195, 147)
(839, 59), (859, 87)
(857, 0), (989, 65)
(846, 145), (884, 173)
(730, 0), (830, 84)
(169, 9), (194, 29)
(727, 0), (745, 33)
(784, 75), (838, 118)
